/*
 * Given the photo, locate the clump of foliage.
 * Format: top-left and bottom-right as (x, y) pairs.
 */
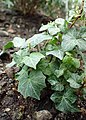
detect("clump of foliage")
(1, 0), (85, 18)
(4, 0), (86, 113)
(1, 0), (65, 16)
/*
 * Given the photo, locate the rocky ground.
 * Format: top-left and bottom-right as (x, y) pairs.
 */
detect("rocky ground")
(0, 8), (86, 120)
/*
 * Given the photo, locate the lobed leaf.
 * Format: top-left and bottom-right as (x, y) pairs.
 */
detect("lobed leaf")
(51, 89), (79, 112)
(3, 41), (14, 51)
(27, 32), (52, 48)
(23, 52), (45, 69)
(18, 70), (46, 99)
(46, 50), (64, 60)
(13, 37), (27, 48)
(67, 73), (81, 88)
(61, 28), (86, 51)
(48, 75), (64, 91)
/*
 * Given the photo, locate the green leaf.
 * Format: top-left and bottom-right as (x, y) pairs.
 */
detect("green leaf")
(13, 48), (29, 66)
(82, 87), (86, 99)
(38, 59), (51, 75)
(55, 18), (65, 25)
(48, 26), (60, 35)
(3, 41), (14, 51)
(16, 66), (28, 81)
(61, 29), (77, 51)
(62, 55), (80, 70)
(76, 39), (86, 51)
(18, 70), (46, 99)
(27, 32), (52, 48)
(67, 73), (81, 88)
(23, 52), (45, 69)
(39, 22), (60, 35)
(39, 23), (53, 31)
(67, 78), (81, 88)
(80, 52), (86, 66)
(13, 37), (27, 48)
(3, 0), (14, 8)
(54, 69), (64, 78)
(61, 28), (86, 51)
(48, 75), (64, 91)
(51, 89), (79, 112)
(46, 50), (64, 60)
(84, 0), (86, 12)
(38, 59), (59, 75)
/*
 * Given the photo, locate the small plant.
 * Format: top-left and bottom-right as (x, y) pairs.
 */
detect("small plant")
(4, 0), (86, 113)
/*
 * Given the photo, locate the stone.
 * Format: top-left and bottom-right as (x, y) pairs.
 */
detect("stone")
(0, 15), (5, 22)
(4, 108), (11, 112)
(33, 110), (52, 120)
(0, 81), (7, 87)
(0, 30), (9, 37)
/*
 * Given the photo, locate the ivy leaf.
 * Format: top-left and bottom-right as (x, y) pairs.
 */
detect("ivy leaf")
(61, 28), (86, 51)
(51, 89), (79, 112)
(80, 52), (86, 66)
(3, 0), (14, 8)
(61, 29), (77, 51)
(48, 27), (60, 35)
(48, 75), (64, 91)
(67, 73), (81, 88)
(55, 18), (65, 25)
(3, 41), (14, 51)
(82, 87), (86, 99)
(13, 48), (29, 66)
(62, 55), (80, 70)
(46, 50), (64, 60)
(39, 22), (60, 35)
(23, 52), (45, 69)
(38, 59), (51, 75)
(13, 37), (27, 48)
(27, 32), (52, 48)
(79, 27), (86, 41)
(16, 66), (28, 81)
(67, 78), (81, 88)
(39, 23), (53, 31)
(54, 69), (64, 78)
(84, 0), (86, 12)
(18, 70), (46, 100)
(76, 39), (86, 51)
(38, 59), (59, 75)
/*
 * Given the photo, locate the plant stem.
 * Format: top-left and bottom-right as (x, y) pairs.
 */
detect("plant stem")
(65, 0), (69, 20)
(69, 0), (85, 28)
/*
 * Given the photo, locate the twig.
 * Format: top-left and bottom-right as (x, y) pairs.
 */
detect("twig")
(69, 0), (84, 28)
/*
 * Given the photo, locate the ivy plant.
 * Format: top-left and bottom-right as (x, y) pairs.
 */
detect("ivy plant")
(4, 14), (86, 113)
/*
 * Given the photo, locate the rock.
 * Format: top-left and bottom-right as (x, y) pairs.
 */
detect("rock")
(27, 115), (32, 120)
(0, 70), (3, 74)
(0, 30), (9, 37)
(6, 90), (14, 97)
(33, 110), (52, 120)
(0, 112), (11, 120)
(0, 81), (7, 87)
(7, 25), (16, 34)
(4, 108), (11, 112)
(0, 15), (5, 22)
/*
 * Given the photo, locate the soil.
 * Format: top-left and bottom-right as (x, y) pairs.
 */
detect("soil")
(0, 8), (86, 120)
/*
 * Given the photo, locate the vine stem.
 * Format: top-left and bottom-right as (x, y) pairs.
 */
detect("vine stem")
(65, 0), (69, 20)
(69, 0), (85, 28)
